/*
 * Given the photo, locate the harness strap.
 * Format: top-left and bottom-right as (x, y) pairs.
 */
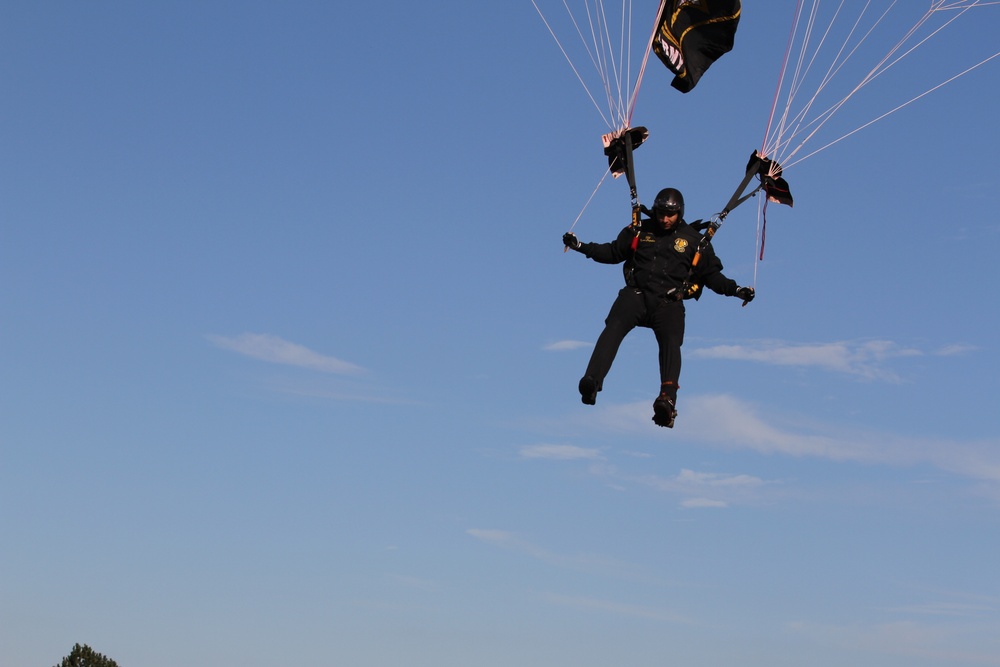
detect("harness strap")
(720, 152), (766, 221)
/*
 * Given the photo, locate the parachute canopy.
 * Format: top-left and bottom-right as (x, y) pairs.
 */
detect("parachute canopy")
(652, 0), (742, 93)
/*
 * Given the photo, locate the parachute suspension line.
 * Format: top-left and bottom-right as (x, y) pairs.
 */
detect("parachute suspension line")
(532, 0), (615, 129)
(566, 167), (613, 235)
(934, 1), (1000, 11)
(761, 0), (806, 157)
(627, 0), (666, 127)
(560, 0), (635, 130)
(775, 3), (938, 163)
(779, 1), (990, 168)
(763, 0), (888, 161)
(586, 0), (640, 130)
(603, 0), (628, 128)
(574, 0), (624, 128)
(595, 0), (629, 128)
(782, 48), (1000, 170)
(767, 0), (871, 160)
(763, 0), (992, 168)
(752, 198), (764, 287)
(584, 0), (618, 126)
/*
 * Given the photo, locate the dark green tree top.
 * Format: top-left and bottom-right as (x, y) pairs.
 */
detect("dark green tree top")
(54, 643), (120, 667)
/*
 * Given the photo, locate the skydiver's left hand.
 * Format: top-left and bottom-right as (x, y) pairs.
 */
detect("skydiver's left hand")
(563, 232), (582, 251)
(736, 286), (755, 305)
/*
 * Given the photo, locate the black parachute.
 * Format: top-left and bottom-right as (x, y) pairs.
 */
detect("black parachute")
(652, 0), (741, 93)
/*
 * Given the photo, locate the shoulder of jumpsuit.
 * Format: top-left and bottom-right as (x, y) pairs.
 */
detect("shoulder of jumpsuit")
(683, 221), (718, 249)
(614, 224), (638, 245)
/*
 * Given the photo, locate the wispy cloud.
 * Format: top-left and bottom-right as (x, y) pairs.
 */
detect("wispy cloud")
(590, 464), (772, 508)
(466, 529), (660, 583)
(519, 444), (602, 460)
(681, 498), (729, 508)
(540, 592), (690, 624)
(936, 343), (978, 357)
(887, 602), (996, 617)
(690, 339), (927, 381)
(207, 333), (365, 375)
(574, 394), (1000, 483)
(787, 618), (1000, 665)
(544, 340), (593, 351)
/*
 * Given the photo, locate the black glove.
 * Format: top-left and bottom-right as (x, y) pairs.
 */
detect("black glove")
(563, 232), (582, 251)
(735, 286), (755, 305)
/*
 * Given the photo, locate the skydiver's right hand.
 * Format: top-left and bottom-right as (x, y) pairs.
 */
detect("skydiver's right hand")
(563, 232), (582, 251)
(736, 286), (755, 305)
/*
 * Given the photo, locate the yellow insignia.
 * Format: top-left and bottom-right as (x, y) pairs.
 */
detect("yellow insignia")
(673, 238), (689, 253)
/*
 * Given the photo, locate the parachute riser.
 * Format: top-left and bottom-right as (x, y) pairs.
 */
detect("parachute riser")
(668, 152), (775, 303)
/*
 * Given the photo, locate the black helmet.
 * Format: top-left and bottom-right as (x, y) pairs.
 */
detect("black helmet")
(652, 188), (684, 220)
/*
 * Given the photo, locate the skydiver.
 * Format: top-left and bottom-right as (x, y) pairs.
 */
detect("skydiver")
(562, 187), (755, 428)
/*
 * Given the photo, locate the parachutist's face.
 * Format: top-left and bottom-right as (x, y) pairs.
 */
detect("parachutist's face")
(658, 210), (680, 231)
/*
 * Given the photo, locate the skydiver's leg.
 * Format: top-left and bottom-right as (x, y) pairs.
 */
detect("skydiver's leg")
(582, 288), (645, 395)
(648, 298), (685, 427)
(650, 299), (686, 402)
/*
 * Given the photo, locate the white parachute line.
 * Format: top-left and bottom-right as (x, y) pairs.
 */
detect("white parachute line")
(780, 48), (1000, 170)
(627, 0), (666, 125)
(583, 0), (619, 127)
(765, 0), (893, 160)
(766, 0), (883, 159)
(770, 1), (958, 166)
(775, 0), (993, 163)
(784, 1), (879, 143)
(567, 167), (614, 233)
(533, 0), (659, 134)
(788, 0), (850, 112)
(767, 4), (895, 158)
(761, 0), (807, 156)
(765, 0), (830, 159)
(587, 0), (627, 129)
(625, 0), (633, 123)
(532, 0), (615, 129)
(595, 0), (628, 128)
(934, 0), (1000, 9)
(752, 198), (762, 288)
(606, 0), (627, 127)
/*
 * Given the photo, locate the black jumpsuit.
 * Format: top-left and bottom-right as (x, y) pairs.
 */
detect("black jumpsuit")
(578, 218), (739, 401)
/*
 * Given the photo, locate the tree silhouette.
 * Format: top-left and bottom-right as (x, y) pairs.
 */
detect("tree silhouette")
(53, 643), (120, 667)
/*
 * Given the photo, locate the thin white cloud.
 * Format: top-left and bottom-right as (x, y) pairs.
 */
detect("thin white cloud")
(936, 343), (978, 356)
(575, 394), (1000, 483)
(591, 464), (772, 508)
(207, 333), (365, 375)
(681, 498), (729, 508)
(540, 592), (690, 624)
(886, 602), (996, 617)
(385, 574), (438, 592)
(520, 444), (602, 460)
(675, 468), (766, 488)
(787, 619), (1000, 665)
(544, 340), (593, 351)
(466, 529), (661, 584)
(690, 339), (927, 381)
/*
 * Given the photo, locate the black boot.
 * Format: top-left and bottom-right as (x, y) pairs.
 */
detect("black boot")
(579, 376), (598, 405)
(652, 393), (677, 428)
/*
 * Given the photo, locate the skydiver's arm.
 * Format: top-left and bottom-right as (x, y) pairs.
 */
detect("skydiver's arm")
(579, 227), (634, 265)
(697, 247), (739, 296)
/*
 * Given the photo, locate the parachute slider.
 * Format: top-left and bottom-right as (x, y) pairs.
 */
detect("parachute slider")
(748, 150), (793, 207)
(602, 126), (648, 180)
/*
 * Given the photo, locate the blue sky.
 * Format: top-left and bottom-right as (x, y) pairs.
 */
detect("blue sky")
(3, 2), (1000, 666)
